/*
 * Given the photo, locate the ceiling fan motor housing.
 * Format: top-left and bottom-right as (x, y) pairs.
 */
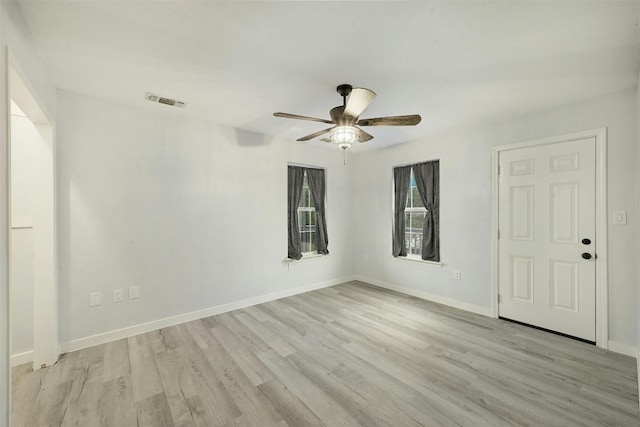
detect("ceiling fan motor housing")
(336, 84), (353, 98)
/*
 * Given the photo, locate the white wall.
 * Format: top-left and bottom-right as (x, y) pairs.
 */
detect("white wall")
(56, 90), (355, 345)
(1, 2), (56, 120)
(354, 88), (638, 348)
(1, 0), (57, 422)
(10, 109), (37, 359)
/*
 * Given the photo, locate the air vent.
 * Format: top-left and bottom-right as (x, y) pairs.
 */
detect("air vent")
(145, 92), (186, 108)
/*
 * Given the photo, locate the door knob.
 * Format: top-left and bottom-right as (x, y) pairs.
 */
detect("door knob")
(581, 253), (592, 260)
(581, 238), (591, 245)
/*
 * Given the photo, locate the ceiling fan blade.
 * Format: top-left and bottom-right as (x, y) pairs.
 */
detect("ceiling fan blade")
(357, 114), (421, 126)
(344, 88), (376, 119)
(274, 112), (333, 124)
(297, 127), (334, 142)
(354, 127), (374, 143)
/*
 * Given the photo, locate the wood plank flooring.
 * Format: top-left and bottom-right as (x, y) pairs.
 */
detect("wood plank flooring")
(11, 281), (640, 426)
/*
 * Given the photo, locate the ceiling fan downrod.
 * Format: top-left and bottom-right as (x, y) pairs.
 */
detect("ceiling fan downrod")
(336, 84), (352, 107)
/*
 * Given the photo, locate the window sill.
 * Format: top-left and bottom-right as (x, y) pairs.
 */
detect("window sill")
(286, 253), (329, 262)
(391, 256), (444, 268)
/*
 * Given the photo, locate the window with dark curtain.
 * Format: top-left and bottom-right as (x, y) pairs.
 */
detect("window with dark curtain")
(392, 160), (440, 262)
(287, 165), (328, 259)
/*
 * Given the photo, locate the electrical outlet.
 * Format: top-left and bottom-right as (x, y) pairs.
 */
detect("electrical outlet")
(113, 289), (124, 303)
(129, 286), (139, 299)
(453, 270), (462, 280)
(89, 292), (101, 307)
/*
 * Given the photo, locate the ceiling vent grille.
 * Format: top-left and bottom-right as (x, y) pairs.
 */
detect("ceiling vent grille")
(145, 92), (186, 108)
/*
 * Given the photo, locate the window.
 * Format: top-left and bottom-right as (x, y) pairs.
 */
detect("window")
(287, 165), (328, 260)
(405, 169), (426, 257)
(298, 172), (317, 254)
(392, 160), (440, 261)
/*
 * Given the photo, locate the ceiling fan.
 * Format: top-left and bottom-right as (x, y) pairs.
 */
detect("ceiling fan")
(274, 84), (421, 150)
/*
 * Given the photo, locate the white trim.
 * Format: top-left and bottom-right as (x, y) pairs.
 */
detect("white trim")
(285, 253), (329, 262)
(490, 148), (500, 318)
(287, 162), (325, 170)
(493, 128), (606, 152)
(594, 129), (608, 349)
(60, 276), (355, 354)
(355, 275), (492, 317)
(300, 253), (329, 260)
(390, 256), (444, 268)
(3, 45), (11, 427)
(491, 128), (608, 348)
(607, 340), (637, 358)
(10, 350), (33, 367)
(393, 158), (441, 169)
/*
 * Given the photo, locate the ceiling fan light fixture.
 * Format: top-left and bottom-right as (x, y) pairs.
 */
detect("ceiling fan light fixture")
(331, 126), (357, 146)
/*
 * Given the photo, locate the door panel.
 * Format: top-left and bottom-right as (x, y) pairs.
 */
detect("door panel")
(511, 256), (534, 303)
(498, 137), (596, 341)
(510, 186), (534, 240)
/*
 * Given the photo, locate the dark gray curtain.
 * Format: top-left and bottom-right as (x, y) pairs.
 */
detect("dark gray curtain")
(306, 168), (329, 255)
(287, 166), (305, 260)
(413, 161), (440, 261)
(392, 165), (412, 257)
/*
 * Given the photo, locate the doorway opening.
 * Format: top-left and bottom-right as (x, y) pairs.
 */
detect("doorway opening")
(8, 57), (58, 371)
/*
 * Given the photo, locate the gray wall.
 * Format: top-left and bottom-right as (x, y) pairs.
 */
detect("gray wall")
(353, 88), (638, 348)
(56, 90), (355, 345)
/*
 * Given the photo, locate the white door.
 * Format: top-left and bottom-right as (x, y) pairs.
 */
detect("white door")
(498, 137), (596, 341)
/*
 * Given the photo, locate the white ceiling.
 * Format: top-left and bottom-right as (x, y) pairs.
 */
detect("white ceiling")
(18, 1), (640, 150)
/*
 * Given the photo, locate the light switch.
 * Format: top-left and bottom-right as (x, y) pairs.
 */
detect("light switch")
(89, 292), (101, 307)
(612, 211), (627, 225)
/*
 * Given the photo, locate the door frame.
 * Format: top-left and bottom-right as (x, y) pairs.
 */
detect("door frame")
(491, 128), (608, 349)
(6, 47), (59, 369)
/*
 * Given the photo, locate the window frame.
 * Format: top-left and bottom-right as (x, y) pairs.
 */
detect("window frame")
(298, 170), (318, 256)
(404, 169), (427, 258)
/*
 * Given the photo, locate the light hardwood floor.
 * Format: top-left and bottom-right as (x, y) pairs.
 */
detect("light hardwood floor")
(11, 281), (640, 426)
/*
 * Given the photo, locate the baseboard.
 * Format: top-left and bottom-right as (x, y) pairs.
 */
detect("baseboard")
(60, 276), (355, 354)
(355, 275), (493, 317)
(11, 350), (33, 367)
(607, 340), (638, 358)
